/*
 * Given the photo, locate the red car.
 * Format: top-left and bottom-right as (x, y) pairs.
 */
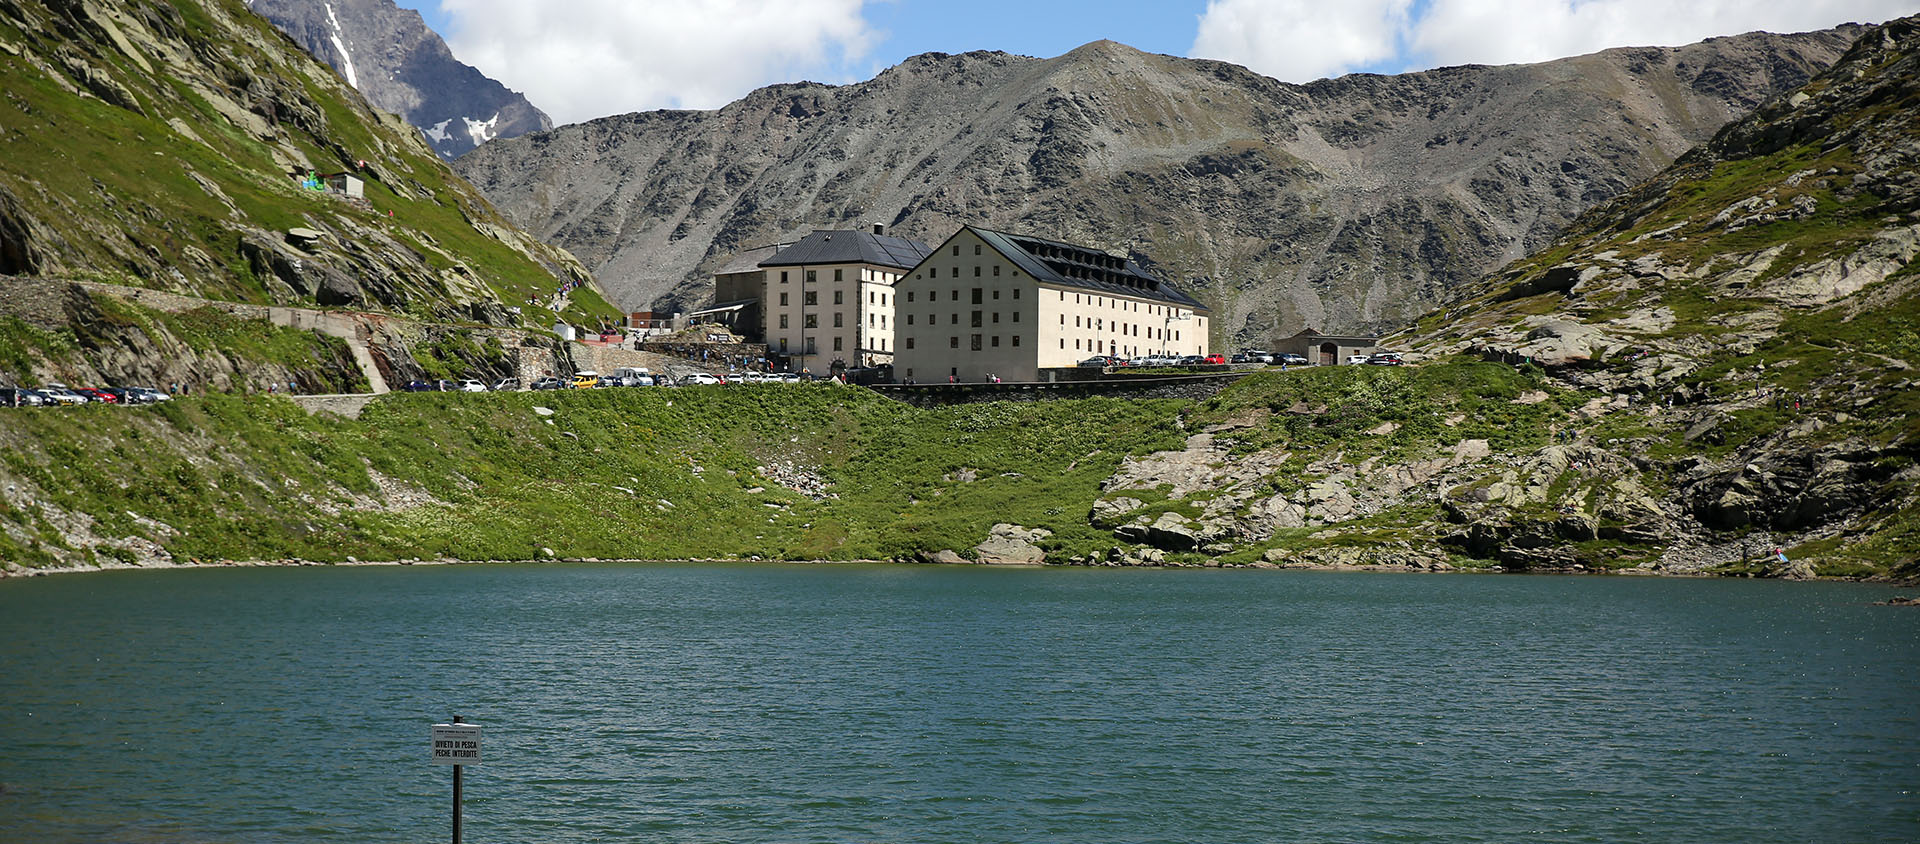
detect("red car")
(1203, 354), (1227, 365)
(73, 387), (118, 404)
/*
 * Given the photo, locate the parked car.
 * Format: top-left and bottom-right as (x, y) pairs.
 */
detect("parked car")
(457, 379), (488, 392)
(598, 374), (632, 388)
(99, 387), (140, 404)
(1368, 352), (1404, 366)
(680, 373), (722, 386)
(1346, 354), (1372, 365)
(1278, 353), (1310, 366)
(403, 380), (436, 392)
(530, 376), (566, 390)
(491, 378), (521, 392)
(39, 384), (88, 405)
(1175, 355), (1206, 366)
(127, 386), (170, 402)
(571, 371), (600, 389)
(1203, 354), (1227, 365)
(1, 387), (46, 407)
(73, 387), (118, 404)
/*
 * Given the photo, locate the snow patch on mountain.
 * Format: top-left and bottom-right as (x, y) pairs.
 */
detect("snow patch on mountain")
(424, 119), (452, 143)
(463, 112), (501, 146)
(324, 3), (357, 89)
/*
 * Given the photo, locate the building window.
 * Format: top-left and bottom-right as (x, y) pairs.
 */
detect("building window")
(950, 336), (959, 349)
(881, 293), (888, 306)
(1075, 316), (1081, 328)
(952, 244), (960, 256)
(869, 291), (875, 304)
(951, 314), (958, 325)
(780, 292), (789, 306)
(930, 267), (938, 278)
(834, 290), (844, 305)
(779, 314), (789, 329)
(907, 314), (914, 325)
(974, 244), (981, 255)
(868, 314), (874, 327)
(881, 315), (887, 328)
(1059, 339), (1064, 349)
(1060, 314), (1065, 325)
(991, 335), (1000, 347)
(971, 311), (982, 327)
(1075, 339), (1081, 350)
(834, 312), (844, 328)
(834, 269), (843, 282)
(972, 288), (982, 304)
(952, 290), (960, 301)
(974, 266), (981, 277)
(906, 337), (915, 349)
(907, 291), (915, 302)
(994, 265), (1001, 277)
(781, 338), (789, 351)
(992, 312), (1000, 324)
(804, 314), (818, 328)
(804, 291), (818, 306)
(833, 337), (843, 351)
(1012, 335), (1021, 347)
(971, 334), (982, 351)
(806, 337), (817, 353)
(807, 270), (817, 283)
(992, 290), (1000, 299)
(1013, 312), (1020, 323)
(781, 271), (789, 283)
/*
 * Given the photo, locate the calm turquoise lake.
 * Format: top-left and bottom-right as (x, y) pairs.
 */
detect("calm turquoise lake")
(1, 564), (1915, 842)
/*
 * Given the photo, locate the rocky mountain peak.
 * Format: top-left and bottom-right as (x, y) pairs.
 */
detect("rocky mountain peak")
(251, 0), (550, 160)
(456, 27), (1861, 339)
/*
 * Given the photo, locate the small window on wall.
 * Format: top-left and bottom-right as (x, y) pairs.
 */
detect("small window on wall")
(834, 269), (843, 282)
(833, 337), (843, 351)
(869, 291), (875, 304)
(834, 290), (844, 305)
(807, 270), (817, 283)
(930, 267), (938, 278)
(971, 311), (982, 328)
(992, 290), (999, 300)
(971, 334), (982, 351)
(907, 291), (915, 302)
(779, 314), (789, 328)
(804, 291), (818, 306)
(834, 313), (844, 328)
(882, 293), (888, 306)
(780, 292), (790, 306)
(1012, 335), (1021, 347)
(970, 288), (982, 304)
(991, 336), (1000, 347)
(992, 312), (1000, 324)
(952, 290), (960, 301)
(906, 338), (916, 349)
(952, 244), (960, 256)
(950, 336), (959, 349)
(974, 266), (981, 277)
(1013, 312), (1020, 323)
(781, 271), (790, 283)
(907, 315), (915, 325)
(950, 314), (958, 325)
(974, 244), (981, 255)
(805, 314), (818, 328)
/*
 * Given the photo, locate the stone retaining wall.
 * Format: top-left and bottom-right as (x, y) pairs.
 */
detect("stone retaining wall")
(872, 373), (1248, 407)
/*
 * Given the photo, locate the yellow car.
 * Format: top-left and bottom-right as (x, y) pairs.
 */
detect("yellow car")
(570, 371), (600, 389)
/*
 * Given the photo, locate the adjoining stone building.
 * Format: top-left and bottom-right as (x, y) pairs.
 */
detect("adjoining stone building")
(892, 226), (1210, 383)
(754, 227), (933, 373)
(1276, 329), (1379, 365)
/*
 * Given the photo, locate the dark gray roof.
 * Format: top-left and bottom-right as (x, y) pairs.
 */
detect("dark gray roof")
(758, 230), (933, 270)
(714, 243), (785, 275)
(966, 226), (1209, 312)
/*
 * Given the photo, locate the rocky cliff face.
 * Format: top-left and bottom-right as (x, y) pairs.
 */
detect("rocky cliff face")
(0, 0), (612, 330)
(250, 0), (550, 160)
(1064, 17), (1916, 579)
(455, 29), (1861, 341)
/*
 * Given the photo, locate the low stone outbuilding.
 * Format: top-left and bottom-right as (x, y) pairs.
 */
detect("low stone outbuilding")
(1277, 329), (1378, 365)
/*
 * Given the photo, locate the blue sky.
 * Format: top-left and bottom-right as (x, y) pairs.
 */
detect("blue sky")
(394, 0), (1917, 126)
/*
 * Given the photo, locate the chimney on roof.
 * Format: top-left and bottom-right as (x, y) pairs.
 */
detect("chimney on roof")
(872, 223), (885, 236)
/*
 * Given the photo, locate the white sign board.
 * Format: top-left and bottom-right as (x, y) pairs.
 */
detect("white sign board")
(430, 723), (482, 765)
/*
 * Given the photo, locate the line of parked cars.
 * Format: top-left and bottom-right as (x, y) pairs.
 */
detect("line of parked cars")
(403, 368), (819, 393)
(2, 383), (173, 407)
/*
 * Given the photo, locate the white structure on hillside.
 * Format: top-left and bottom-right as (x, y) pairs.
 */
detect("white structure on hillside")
(891, 226), (1210, 382)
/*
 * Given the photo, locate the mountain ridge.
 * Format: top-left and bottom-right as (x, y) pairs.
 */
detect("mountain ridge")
(457, 27), (1864, 342)
(250, 0), (550, 160)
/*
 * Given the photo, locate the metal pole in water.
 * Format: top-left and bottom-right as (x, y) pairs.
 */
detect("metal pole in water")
(452, 714), (463, 844)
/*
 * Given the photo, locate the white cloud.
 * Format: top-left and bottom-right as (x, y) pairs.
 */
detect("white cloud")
(1411, 0), (1920, 69)
(1190, 0), (1412, 82)
(436, 0), (875, 125)
(1190, 0), (1918, 82)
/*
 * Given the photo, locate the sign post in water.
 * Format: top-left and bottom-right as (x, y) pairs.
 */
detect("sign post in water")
(430, 717), (482, 844)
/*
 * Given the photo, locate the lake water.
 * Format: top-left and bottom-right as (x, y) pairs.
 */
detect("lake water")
(0, 563), (1915, 843)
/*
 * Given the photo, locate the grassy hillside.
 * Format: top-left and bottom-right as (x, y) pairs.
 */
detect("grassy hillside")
(0, 0), (618, 328)
(0, 386), (1187, 570)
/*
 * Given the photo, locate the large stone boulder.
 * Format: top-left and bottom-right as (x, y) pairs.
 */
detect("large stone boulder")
(975, 523), (1052, 564)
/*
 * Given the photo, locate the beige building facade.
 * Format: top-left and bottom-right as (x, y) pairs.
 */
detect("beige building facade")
(893, 226), (1210, 382)
(757, 229), (932, 372)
